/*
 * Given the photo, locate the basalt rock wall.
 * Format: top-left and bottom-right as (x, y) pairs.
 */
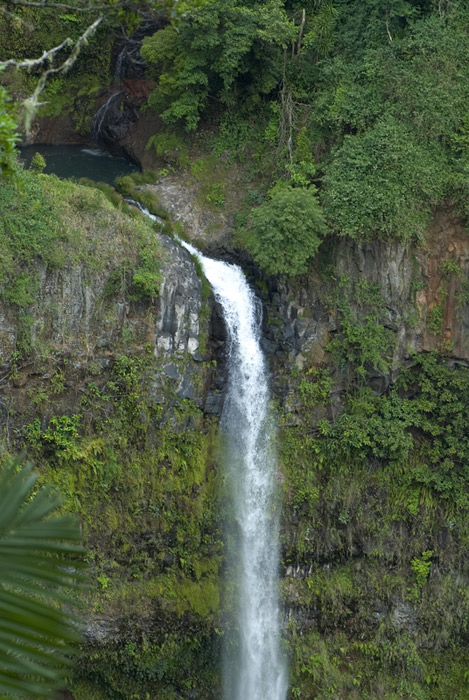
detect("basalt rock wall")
(0, 231), (221, 422)
(258, 210), (469, 407)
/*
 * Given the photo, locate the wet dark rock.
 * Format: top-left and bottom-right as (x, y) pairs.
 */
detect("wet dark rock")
(163, 363), (180, 380)
(83, 615), (122, 645)
(177, 374), (196, 401)
(112, 20), (163, 81)
(154, 237), (203, 358)
(391, 601), (417, 632)
(204, 389), (224, 415)
(92, 91), (140, 145)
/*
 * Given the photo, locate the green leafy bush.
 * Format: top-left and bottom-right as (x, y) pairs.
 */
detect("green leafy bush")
(245, 185), (326, 276)
(29, 152), (46, 173)
(322, 116), (447, 240)
(114, 175), (135, 197)
(146, 131), (189, 168)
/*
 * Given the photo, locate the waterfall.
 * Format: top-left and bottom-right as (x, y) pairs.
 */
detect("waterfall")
(91, 92), (122, 143)
(134, 198), (287, 697)
(115, 48), (127, 81)
(114, 44), (145, 81)
(180, 241), (287, 700)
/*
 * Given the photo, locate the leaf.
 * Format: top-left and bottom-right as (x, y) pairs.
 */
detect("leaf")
(0, 459), (85, 699)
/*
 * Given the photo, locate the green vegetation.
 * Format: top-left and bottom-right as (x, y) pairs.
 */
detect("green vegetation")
(0, 459), (84, 698)
(0, 85), (19, 179)
(114, 171), (168, 220)
(146, 131), (190, 169)
(322, 116), (447, 240)
(136, 0), (469, 271)
(244, 184), (326, 276)
(2, 1), (469, 698)
(141, 0), (293, 131)
(0, 2), (123, 136)
(325, 276), (393, 379)
(281, 351), (469, 698)
(3, 0), (469, 274)
(0, 169), (162, 318)
(15, 347), (222, 699)
(30, 151), (46, 173)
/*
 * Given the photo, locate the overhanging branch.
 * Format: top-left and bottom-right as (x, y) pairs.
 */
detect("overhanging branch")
(0, 17), (103, 133)
(5, 0), (122, 12)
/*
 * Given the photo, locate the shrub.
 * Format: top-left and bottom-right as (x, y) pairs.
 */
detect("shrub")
(114, 175), (135, 196)
(30, 151), (46, 174)
(245, 184), (327, 276)
(322, 116), (448, 241)
(146, 132), (189, 168)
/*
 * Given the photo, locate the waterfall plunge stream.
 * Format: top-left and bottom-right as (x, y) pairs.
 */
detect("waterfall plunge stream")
(133, 199), (287, 697)
(180, 241), (287, 700)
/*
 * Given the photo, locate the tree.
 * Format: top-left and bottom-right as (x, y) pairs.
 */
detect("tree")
(141, 0), (294, 130)
(0, 459), (84, 699)
(246, 184), (326, 276)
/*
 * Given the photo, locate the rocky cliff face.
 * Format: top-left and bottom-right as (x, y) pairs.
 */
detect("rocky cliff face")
(0, 188), (225, 699)
(2, 168), (469, 698)
(258, 210), (469, 406)
(1, 227), (218, 421)
(6, 191), (468, 429)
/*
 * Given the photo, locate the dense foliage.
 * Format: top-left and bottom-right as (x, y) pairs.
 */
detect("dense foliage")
(3, 0), (469, 270)
(321, 116), (447, 240)
(141, 0), (293, 130)
(246, 184), (326, 276)
(139, 0), (469, 267)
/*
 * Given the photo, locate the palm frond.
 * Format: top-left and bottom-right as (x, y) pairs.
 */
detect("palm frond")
(0, 459), (85, 699)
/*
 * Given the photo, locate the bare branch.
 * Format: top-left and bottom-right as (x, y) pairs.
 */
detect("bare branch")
(385, 16), (393, 43)
(279, 81), (294, 165)
(296, 8), (306, 56)
(0, 17), (103, 134)
(5, 0), (122, 12)
(0, 37), (73, 70)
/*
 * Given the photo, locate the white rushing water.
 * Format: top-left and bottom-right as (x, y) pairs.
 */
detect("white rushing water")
(132, 202), (287, 696)
(180, 240), (287, 700)
(91, 92), (123, 142)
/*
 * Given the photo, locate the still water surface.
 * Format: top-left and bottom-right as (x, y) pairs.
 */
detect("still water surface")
(19, 144), (138, 184)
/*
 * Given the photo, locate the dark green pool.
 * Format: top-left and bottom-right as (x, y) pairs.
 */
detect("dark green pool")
(19, 144), (138, 185)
